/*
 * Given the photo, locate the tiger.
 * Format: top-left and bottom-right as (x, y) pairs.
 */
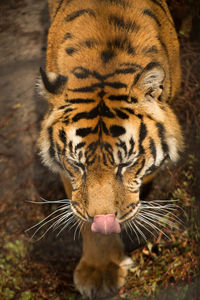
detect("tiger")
(38, 0), (184, 298)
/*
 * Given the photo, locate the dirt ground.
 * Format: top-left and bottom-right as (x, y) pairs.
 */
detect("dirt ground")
(0, 1), (199, 300)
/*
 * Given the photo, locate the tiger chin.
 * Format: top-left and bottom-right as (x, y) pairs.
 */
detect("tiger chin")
(37, 0), (184, 299)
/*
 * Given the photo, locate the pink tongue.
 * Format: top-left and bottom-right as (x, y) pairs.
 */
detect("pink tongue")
(91, 214), (121, 235)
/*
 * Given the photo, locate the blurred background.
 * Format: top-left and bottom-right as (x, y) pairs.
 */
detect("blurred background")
(0, 0), (199, 299)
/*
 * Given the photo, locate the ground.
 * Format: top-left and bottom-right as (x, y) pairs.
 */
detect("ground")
(0, 0), (199, 299)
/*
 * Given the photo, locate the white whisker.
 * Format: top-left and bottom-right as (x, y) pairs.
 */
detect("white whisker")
(78, 221), (85, 238)
(137, 213), (171, 240)
(74, 219), (83, 240)
(69, 218), (80, 231)
(133, 220), (147, 242)
(141, 199), (179, 203)
(128, 221), (141, 244)
(140, 211), (181, 229)
(141, 208), (181, 224)
(123, 222), (136, 243)
(52, 212), (74, 230)
(26, 204), (70, 233)
(28, 197), (71, 205)
(136, 216), (157, 239)
(28, 210), (70, 240)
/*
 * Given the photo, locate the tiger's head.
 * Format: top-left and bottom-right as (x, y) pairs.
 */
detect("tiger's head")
(38, 62), (183, 235)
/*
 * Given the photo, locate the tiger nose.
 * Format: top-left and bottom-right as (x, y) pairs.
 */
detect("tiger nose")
(91, 214), (121, 235)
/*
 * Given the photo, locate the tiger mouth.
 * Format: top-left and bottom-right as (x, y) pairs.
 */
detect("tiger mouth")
(70, 200), (141, 235)
(71, 200), (141, 223)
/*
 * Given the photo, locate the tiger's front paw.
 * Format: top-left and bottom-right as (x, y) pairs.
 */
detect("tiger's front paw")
(74, 257), (132, 299)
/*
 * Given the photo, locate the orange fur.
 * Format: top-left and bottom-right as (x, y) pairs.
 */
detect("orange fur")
(38, 0), (184, 298)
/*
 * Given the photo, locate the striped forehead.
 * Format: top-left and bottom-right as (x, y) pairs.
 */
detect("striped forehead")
(64, 64), (142, 104)
(56, 115), (141, 166)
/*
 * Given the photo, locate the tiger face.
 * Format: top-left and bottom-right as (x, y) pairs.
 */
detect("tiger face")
(39, 60), (183, 234)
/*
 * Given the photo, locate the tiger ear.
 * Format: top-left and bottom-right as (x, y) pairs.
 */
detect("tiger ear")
(136, 62), (165, 100)
(39, 67), (67, 95)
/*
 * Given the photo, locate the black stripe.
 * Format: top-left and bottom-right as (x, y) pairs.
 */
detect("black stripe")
(98, 90), (106, 98)
(136, 158), (146, 176)
(101, 120), (109, 135)
(65, 9), (96, 22)
(75, 142), (86, 151)
(119, 209), (133, 221)
(143, 45), (158, 54)
(116, 139), (127, 156)
(117, 150), (123, 162)
(116, 67), (137, 74)
(73, 161), (85, 172)
(64, 108), (74, 114)
(56, 142), (62, 155)
(63, 32), (73, 40)
(114, 108), (129, 119)
(126, 202), (139, 209)
(72, 67), (90, 78)
(108, 15), (139, 32)
(53, 0), (65, 19)
(99, 101), (115, 118)
(68, 98), (95, 104)
(86, 154), (97, 165)
(76, 127), (92, 137)
(103, 152), (108, 166)
(73, 109), (98, 122)
(143, 9), (161, 27)
(103, 143), (115, 164)
(136, 113), (143, 119)
(85, 142), (98, 165)
(107, 37), (135, 55)
(139, 122), (147, 142)
(59, 104), (70, 110)
(108, 94), (128, 101)
(65, 47), (77, 55)
(59, 129), (66, 145)
(149, 137), (156, 161)
(120, 62), (142, 69)
(156, 122), (169, 153)
(110, 125), (126, 137)
(78, 151), (83, 161)
(128, 137), (135, 157)
(69, 141), (73, 155)
(106, 81), (127, 89)
(139, 122), (147, 154)
(75, 209), (87, 221)
(116, 161), (132, 177)
(101, 49), (116, 64)
(149, 0), (173, 25)
(48, 127), (55, 158)
(84, 39), (98, 48)
(72, 102), (114, 122)
(130, 97), (138, 103)
(123, 107), (135, 115)
(68, 86), (95, 93)
(62, 119), (69, 125)
(69, 81), (126, 94)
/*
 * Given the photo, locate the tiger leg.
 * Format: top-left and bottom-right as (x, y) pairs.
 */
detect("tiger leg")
(74, 224), (133, 299)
